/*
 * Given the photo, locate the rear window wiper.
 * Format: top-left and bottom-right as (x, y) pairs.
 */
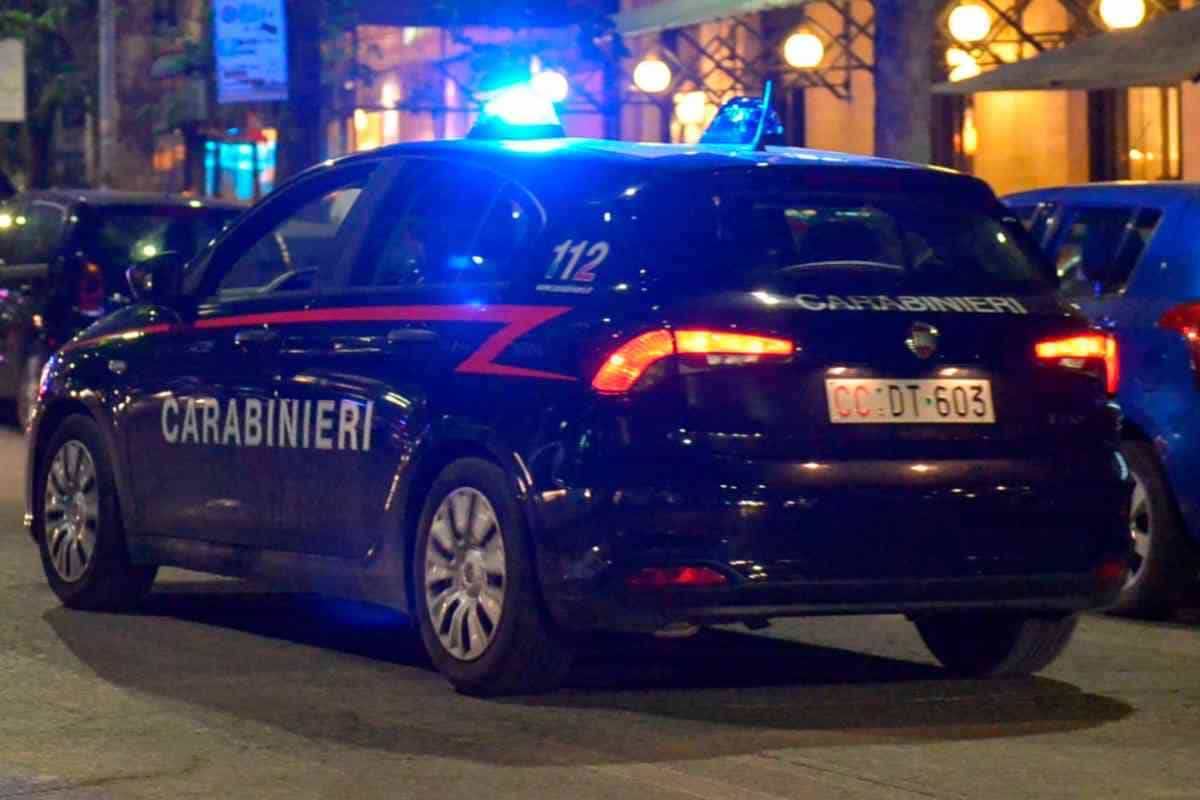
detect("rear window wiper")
(779, 260), (906, 273)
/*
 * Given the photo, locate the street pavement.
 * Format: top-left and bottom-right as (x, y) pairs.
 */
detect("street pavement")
(1, 425), (1200, 799)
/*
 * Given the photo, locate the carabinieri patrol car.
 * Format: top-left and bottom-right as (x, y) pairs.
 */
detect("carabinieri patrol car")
(24, 87), (1132, 694)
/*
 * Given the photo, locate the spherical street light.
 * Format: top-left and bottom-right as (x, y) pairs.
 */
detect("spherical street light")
(945, 46), (972, 67)
(1099, 0), (1146, 29)
(633, 58), (672, 94)
(783, 31), (825, 70)
(949, 54), (982, 83)
(675, 91), (708, 126)
(532, 70), (569, 104)
(948, 3), (991, 43)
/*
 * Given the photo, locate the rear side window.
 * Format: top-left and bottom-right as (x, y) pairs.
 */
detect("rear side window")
(78, 205), (239, 281)
(355, 162), (537, 288)
(1053, 206), (1161, 298)
(0, 201), (65, 264)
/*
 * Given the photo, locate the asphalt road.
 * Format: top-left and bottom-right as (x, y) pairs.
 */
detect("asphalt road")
(2, 426), (1200, 799)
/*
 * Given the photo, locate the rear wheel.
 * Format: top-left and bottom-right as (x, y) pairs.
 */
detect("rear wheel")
(35, 415), (157, 610)
(1110, 441), (1199, 618)
(412, 458), (573, 695)
(914, 612), (1077, 677)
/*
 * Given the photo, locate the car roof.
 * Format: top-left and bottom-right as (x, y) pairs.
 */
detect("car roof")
(305, 137), (989, 198)
(369, 138), (930, 171)
(13, 189), (246, 212)
(1005, 181), (1200, 205)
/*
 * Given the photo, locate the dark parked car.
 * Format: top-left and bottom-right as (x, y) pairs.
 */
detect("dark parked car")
(0, 191), (242, 426)
(1005, 183), (1200, 617)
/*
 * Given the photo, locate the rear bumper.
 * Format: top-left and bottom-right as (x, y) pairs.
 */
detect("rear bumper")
(530, 451), (1133, 632)
(553, 571), (1124, 632)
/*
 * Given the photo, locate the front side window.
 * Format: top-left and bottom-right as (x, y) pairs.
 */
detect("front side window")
(207, 182), (366, 302)
(358, 163), (535, 288)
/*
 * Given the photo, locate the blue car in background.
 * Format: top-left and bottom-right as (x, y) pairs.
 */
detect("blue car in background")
(1005, 183), (1200, 617)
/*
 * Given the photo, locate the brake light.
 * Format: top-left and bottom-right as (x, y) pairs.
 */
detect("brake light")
(78, 261), (105, 316)
(1035, 333), (1119, 394)
(591, 329), (795, 394)
(1159, 302), (1200, 379)
(625, 566), (728, 590)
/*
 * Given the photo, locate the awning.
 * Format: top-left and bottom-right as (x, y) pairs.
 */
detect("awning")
(934, 6), (1200, 94)
(612, 0), (808, 37)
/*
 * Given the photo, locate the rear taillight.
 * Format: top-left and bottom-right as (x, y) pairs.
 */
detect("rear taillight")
(592, 329), (795, 394)
(78, 262), (105, 316)
(1035, 333), (1119, 394)
(1159, 302), (1200, 379)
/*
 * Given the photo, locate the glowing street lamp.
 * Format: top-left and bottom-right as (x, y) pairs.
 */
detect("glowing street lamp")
(783, 31), (825, 69)
(948, 3), (991, 43)
(1099, 0), (1146, 29)
(949, 53), (982, 83)
(945, 46), (973, 67)
(633, 58), (672, 94)
(674, 91), (708, 126)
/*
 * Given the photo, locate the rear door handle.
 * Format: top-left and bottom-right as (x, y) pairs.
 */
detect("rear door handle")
(233, 328), (279, 347)
(188, 340), (215, 354)
(386, 328), (438, 344)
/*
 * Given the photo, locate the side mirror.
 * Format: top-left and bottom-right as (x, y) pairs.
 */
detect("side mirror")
(126, 252), (184, 304)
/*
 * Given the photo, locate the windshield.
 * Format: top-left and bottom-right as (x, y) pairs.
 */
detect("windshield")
(78, 205), (239, 279)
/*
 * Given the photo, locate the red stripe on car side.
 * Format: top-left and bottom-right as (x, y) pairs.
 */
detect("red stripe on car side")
(61, 306), (576, 381)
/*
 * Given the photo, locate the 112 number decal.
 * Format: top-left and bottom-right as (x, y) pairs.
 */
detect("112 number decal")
(546, 239), (610, 283)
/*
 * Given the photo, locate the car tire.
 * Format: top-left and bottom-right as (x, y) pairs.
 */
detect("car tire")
(1109, 440), (1199, 619)
(914, 612), (1077, 677)
(412, 457), (573, 695)
(16, 352), (45, 432)
(34, 414), (157, 610)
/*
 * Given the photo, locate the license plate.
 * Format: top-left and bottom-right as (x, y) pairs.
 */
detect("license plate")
(825, 379), (995, 424)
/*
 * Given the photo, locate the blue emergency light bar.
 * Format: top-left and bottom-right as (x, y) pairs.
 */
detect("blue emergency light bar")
(468, 84), (566, 141)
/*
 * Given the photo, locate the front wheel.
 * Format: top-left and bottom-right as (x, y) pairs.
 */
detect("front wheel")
(35, 415), (157, 610)
(413, 458), (573, 695)
(914, 612), (1077, 677)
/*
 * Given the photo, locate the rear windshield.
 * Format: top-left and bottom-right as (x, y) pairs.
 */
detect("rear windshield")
(78, 205), (240, 277)
(626, 174), (1054, 296)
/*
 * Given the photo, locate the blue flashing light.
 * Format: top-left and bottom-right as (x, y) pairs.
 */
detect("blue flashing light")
(468, 83), (565, 141)
(485, 85), (559, 127)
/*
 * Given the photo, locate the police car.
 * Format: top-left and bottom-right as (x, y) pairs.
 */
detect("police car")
(24, 87), (1131, 694)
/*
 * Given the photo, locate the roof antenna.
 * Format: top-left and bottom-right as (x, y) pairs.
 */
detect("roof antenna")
(752, 80), (774, 152)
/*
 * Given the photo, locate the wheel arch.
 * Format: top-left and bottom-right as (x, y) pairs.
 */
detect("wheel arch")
(29, 394), (136, 542)
(397, 426), (538, 614)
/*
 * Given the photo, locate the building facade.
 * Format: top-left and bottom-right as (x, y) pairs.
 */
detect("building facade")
(99, 0), (1200, 199)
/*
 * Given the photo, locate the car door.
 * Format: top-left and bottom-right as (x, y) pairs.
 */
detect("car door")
(263, 158), (546, 558)
(122, 161), (385, 550)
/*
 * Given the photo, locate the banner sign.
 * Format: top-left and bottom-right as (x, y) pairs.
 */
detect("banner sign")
(213, 0), (289, 104)
(0, 39), (25, 122)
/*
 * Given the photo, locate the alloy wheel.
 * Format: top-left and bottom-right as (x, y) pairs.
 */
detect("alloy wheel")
(42, 440), (100, 583)
(424, 487), (507, 661)
(1127, 473), (1151, 589)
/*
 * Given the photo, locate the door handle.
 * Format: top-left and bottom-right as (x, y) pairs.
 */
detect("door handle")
(233, 328), (279, 347)
(386, 328), (438, 344)
(188, 340), (215, 354)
